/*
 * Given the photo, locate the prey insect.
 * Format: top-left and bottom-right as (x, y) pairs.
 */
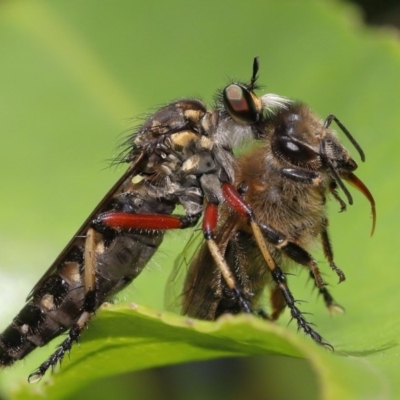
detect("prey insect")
(181, 102), (376, 345)
(0, 58), (289, 382)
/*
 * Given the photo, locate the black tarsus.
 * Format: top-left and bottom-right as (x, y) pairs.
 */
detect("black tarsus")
(270, 266), (332, 349)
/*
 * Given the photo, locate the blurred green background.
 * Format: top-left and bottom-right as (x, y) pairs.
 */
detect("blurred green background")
(0, 0), (399, 399)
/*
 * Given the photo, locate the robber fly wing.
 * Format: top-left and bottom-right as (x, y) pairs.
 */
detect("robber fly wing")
(26, 152), (147, 301)
(180, 238), (218, 319)
(164, 226), (203, 313)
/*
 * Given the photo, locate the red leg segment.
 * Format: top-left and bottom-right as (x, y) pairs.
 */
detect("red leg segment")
(98, 212), (187, 230)
(221, 182), (252, 219)
(202, 203), (218, 238)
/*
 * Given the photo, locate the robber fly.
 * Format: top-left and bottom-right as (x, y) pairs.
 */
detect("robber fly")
(181, 102), (376, 344)
(0, 58), (290, 382)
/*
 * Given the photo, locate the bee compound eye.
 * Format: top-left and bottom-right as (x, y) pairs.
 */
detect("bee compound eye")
(223, 84), (259, 124)
(273, 136), (318, 165)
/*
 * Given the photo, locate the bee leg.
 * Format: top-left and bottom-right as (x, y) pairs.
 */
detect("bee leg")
(329, 181), (347, 212)
(280, 168), (323, 186)
(317, 218), (345, 314)
(28, 228), (100, 383)
(258, 221), (345, 313)
(271, 266), (332, 349)
(320, 218), (345, 282)
(280, 167), (355, 207)
(309, 272), (345, 315)
(256, 222), (326, 289)
(256, 214), (345, 315)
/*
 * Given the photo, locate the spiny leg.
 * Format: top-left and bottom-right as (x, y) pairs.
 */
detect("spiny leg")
(320, 218), (345, 282)
(28, 228), (99, 383)
(271, 266), (332, 348)
(257, 215), (344, 314)
(257, 221), (326, 289)
(28, 312), (92, 383)
(329, 181), (347, 212)
(259, 214), (344, 313)
(309, 271), (344, 315)
(262, 248), (331, 347)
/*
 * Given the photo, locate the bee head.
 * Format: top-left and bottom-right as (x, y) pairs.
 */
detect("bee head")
(267, 102), (375, 235)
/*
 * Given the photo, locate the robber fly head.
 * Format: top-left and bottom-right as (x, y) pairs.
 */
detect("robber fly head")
(221, 57), (291, 126)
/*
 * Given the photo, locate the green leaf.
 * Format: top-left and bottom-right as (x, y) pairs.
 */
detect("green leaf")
(0, 0), (398, 399)
(6, 305), (384, 399)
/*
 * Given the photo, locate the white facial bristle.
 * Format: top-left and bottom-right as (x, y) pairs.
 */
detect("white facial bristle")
(261, 94), (292, 113)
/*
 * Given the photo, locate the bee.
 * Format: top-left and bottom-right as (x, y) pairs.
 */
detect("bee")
(181, 102), (376, 345)
(0, 58), (290, 382)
